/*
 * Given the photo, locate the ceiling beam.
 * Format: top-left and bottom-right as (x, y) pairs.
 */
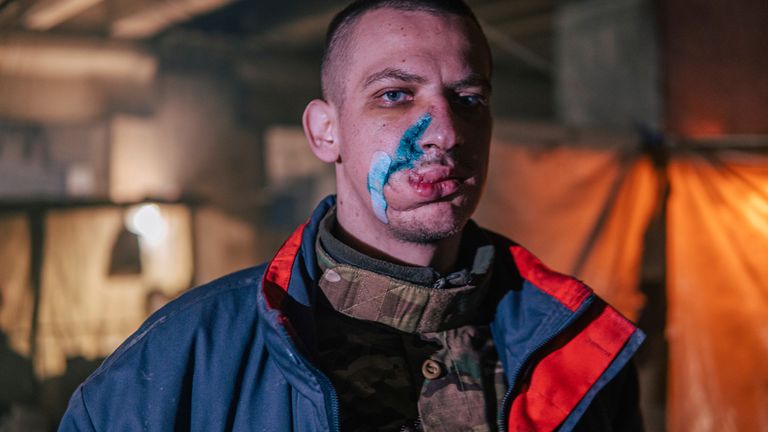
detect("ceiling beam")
(23, 0), (103, 30)
(0, 33), (156, 83)
(480, 19), (552, 74)
(247, 10), (336, 49)
(111, 0), (234, 39)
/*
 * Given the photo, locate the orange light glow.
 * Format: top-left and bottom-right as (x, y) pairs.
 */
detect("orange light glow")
(679, 118), (725, 139)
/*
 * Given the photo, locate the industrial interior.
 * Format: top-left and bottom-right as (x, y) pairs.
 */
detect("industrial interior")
(0, 0), (766, 430)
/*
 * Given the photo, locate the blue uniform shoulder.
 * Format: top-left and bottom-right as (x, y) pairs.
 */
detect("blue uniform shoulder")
(147, 264), (266, 325)
(88, 264), (267, 381)
(60, 264), (277, 431)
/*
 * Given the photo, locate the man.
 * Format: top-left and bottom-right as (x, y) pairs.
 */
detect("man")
(60, 0), (644, 431)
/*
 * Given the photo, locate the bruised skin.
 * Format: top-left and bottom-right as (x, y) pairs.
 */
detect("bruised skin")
(367, 113), (432, 223)
(367, 151), (393, 223)
(367, 113), (479, 224)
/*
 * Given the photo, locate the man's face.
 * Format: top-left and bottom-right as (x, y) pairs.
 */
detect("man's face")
(333, 8), (492, 243)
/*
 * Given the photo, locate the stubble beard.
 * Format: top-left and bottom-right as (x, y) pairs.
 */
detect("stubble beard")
(390, 222), (465, 244)
(385, 202), (474, 244)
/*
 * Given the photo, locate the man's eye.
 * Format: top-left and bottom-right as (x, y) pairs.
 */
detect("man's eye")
(381, 90), (409, 103)
(454, 94), (487, 108)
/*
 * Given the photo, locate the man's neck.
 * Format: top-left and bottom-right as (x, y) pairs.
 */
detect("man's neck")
(333, 216), (462, 275)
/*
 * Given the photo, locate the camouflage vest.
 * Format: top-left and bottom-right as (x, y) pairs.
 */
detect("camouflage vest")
(313, 211), (507, 431)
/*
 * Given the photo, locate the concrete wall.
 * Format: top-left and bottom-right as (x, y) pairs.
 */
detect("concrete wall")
(556, 0), (661, 132)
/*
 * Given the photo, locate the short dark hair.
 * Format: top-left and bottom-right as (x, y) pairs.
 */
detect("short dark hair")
(321, 0), (490, 105)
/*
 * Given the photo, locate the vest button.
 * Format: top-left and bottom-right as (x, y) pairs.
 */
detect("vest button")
(324, 269), (342, 283)
(421, 359), (444, 380)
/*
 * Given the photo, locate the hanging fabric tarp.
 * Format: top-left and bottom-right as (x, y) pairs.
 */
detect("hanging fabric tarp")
(0, 213), (38, 411)
(0, 213), (33, 357)
(667, 151), (768, 432)
(36, 207), (141, 378)
(34, 204), (193, 378)
(475, 125), (658, 321)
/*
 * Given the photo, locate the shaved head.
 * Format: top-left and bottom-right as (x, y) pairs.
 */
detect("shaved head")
(320, 0), (491, 107)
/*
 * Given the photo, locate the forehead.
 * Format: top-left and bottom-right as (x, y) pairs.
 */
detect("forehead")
(344, 8), (491, 81)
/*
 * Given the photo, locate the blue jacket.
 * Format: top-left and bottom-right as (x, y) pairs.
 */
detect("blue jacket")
(60, 196), (644, 431)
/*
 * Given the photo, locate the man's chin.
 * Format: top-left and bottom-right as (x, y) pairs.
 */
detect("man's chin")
(385, 200), (471, 244)
(390, 225), (463, 244)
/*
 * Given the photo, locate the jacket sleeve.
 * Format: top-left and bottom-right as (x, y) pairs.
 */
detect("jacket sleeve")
(58, 386), (97, 432)
(570, 360), (644, 432)
(610, 360), (643, 431)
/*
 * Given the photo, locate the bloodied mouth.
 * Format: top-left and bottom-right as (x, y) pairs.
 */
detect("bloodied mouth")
(367, 113), (465, 223)
(407, 165), (461, 197)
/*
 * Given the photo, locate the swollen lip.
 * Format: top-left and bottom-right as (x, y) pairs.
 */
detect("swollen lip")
(408, 174), (460, 198)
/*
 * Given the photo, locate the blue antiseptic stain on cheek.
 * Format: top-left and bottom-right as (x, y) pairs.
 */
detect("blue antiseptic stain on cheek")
(367, 113), (432, 223)
(368, 151), (392, 223)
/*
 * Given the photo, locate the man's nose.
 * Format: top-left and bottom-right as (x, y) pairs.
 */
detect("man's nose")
(419, 100), (461, 152)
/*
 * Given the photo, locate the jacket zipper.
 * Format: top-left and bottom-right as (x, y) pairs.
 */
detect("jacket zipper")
(274, 324), (342, 432)
(496, 295), (595, 432)
(309, 364), (342, 432)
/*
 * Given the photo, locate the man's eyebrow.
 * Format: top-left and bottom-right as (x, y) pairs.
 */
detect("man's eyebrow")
(362, 68), (427, 89)
(449, 74), (492, 93)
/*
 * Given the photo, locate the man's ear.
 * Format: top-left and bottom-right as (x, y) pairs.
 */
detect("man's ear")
(303, 99), (339, 163)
